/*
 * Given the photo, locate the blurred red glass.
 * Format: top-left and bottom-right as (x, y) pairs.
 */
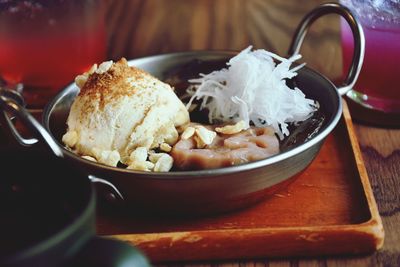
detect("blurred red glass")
(0, 0), (107, 108)
(341, 0), (400, 115)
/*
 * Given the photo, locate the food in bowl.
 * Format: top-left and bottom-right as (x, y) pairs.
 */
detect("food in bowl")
(62, 47), (319, 171)
(171, 122), (279, 170)
(62, 58), (189, 170)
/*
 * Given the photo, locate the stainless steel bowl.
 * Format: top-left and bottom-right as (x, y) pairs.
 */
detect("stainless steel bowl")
(1, 3), (365, 215)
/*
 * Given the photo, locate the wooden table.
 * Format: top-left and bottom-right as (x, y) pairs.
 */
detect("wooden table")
(103, 0), (400, 266)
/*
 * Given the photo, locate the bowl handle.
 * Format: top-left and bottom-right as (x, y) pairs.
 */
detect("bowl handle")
(287, 2), (365, 96)
(88, 175), (125, 202)
(0, 88), (64, 157)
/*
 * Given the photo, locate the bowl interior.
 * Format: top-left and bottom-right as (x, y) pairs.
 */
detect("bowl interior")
(44, 51), (341, 175)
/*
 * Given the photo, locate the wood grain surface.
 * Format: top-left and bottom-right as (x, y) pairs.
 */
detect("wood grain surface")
(96, 102), (383, 262)
(103, 0), (400, 266)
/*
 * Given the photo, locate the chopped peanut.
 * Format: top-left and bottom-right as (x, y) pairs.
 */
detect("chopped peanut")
(62, 131), (78, 148)
(149, 152), (166, 163)
(74, 75), (88, 89)
(87, 64), (98, 75)
(96, 60), (113, 74)
(195, 126), (216, 145)
(153, 154), (173, 172)
(81, 155), (97, 162)
(215, 120), (246, 135)
(127, 161), (154, 172)
(74, 64), (97, 88)
(92, 149), (120, 167)
(160, 143), (172, 152)
(129, 147), (148, 164)
(194, 135), (206, 148)
(181, 126), (195, 140)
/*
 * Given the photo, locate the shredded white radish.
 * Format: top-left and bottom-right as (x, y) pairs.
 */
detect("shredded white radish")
(186, 46), (317, 139)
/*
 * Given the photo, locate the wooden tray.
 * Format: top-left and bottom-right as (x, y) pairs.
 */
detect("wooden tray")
(96, 101), (384, 262)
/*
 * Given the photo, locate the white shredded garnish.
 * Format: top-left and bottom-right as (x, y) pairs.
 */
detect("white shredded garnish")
(186, 46), (317, 139)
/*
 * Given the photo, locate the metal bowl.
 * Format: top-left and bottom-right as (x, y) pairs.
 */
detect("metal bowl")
(1, 3), (365, 215)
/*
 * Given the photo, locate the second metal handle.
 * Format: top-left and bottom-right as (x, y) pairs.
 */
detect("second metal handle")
(288, 2), (365, 96)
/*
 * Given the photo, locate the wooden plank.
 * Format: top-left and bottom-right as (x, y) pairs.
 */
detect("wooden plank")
(105, 0), (342, 81)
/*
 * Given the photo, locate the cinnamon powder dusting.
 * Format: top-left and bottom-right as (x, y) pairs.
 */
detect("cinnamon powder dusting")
(78, 58), (151, 112)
